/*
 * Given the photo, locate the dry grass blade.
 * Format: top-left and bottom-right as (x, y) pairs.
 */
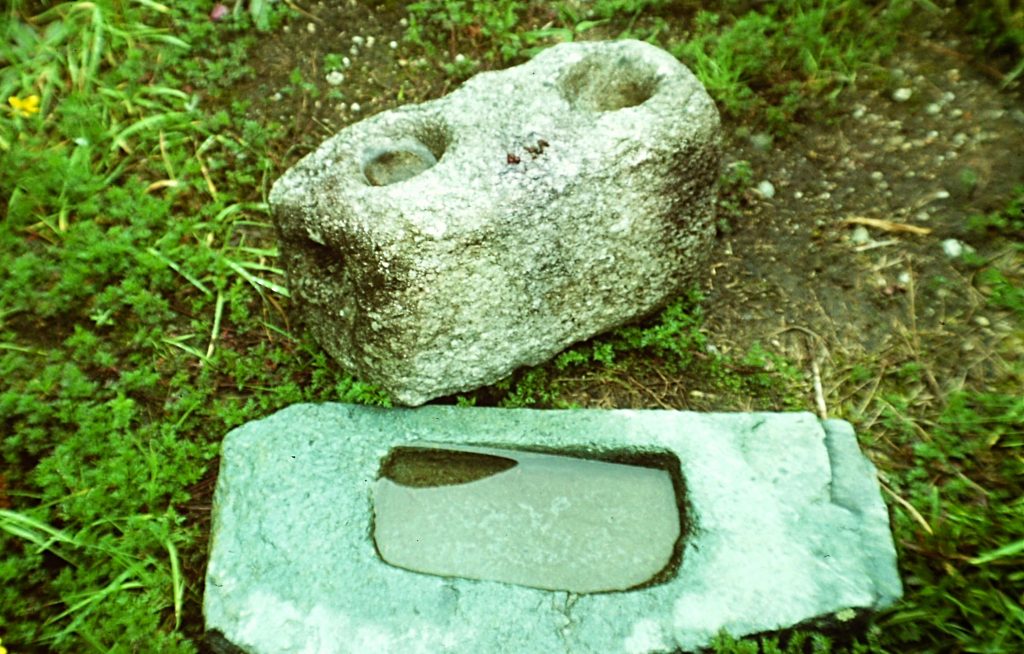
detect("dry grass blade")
(842, 216), (932, 235)
(880, 480), (934, 535)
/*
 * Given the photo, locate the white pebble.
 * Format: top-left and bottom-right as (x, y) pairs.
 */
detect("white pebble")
(892, 87), (913, 102)
(870, 171), (885, 182)
(898, 271), (911, 285)
(941, 238), (970, 258)
(343, 56), (351, 67)
(755, 180), (776, 199)
(350, 45), (359, 56)
(389, 40), (398, 49)
(352, 35), (365, 45)
(271, 92), (282, 102)
(307, 22), (316, 34)
(399, 17), (408, 27)
(851, 226), (871, 245)
(454, 53), (466, 63)
(326, 71), (345, 86)
(349, 102), (361, 113)
(793, 191), (803, 200)
(926, 103), (941, 115)
(366, 36), (376, 47)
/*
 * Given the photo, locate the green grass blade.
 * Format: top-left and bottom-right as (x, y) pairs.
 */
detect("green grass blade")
(971, 538), (1024, 565)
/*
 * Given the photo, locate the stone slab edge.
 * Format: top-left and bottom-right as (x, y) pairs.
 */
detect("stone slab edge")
(204, 404), (902, 653)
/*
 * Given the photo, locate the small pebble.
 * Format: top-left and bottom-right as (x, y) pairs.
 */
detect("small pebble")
(755, 180), (776, 199)
(352, 35), (365, 45)
(926, 103), (941, 115)
(326, 71), (345, 86)
(271, 92), (282, 102)
(793, 190), (803, 200)
(870, 171), (885, 182)
(349, 102), (361, 113)
(851, 226), (871, 245)
(898, 271), (911, 285)
(750, 132), (773, 150)
(974, 316), (990, 327)
(399, 17), (408, 27)
(852, 105), (867, 119)
(306, 22), (316, 34)
(366, 36), (376, 47)
(454, 53), (466, 63)
(343, 56), (351, 67)
(941, 238), (970, 258)
(892, 87), (913, 102)
(350, 45), (359, 56)
(389, 40), (398, 49)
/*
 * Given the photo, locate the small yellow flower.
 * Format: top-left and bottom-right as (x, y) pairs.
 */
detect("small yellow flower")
(8, 94), (40, 117)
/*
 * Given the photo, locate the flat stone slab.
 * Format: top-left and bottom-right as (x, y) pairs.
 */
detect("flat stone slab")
(204, 404), (902, 653)
(269, 39), (720, 405)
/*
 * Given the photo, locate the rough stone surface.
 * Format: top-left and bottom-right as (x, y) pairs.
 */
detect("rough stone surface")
(204, 404), (902, 653)
(269, 40), (721, 405)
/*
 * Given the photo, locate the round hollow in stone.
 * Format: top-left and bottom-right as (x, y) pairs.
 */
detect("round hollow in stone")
(362, 139), (439, 186)
(560, 53), (659, 112)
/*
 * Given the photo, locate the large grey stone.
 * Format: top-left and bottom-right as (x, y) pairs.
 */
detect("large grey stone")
(204, 405), (902, 653)
(269, 40), (721, 406)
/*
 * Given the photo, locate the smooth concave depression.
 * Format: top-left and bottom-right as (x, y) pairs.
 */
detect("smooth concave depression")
(372, 444), (684, 593)
(361, 138), (439, 186)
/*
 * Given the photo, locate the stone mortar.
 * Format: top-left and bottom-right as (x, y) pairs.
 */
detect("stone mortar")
(270, 40), (721, 405)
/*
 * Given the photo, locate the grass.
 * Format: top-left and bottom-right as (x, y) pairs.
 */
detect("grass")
(1, 0), (1022, 652)
(484, 291), (808, 412)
